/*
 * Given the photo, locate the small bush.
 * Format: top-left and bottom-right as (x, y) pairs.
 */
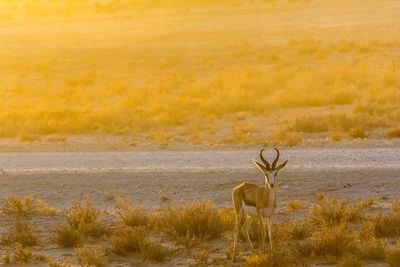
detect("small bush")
(349, 126), (366, 139)
(74, 244), (105, 267)
(313, 224), (356, 257)
(287, 199), (303, 211)
(2, 196), (56, 215)
(245, 251), (292, 267)
(65, 197), (107, 238)
(310, 196), (362, 226)
(372, 212), (400, 238)
(384, 126), (400, 138)
(160, 200), (233, 246)
(337, 256), (363, 267)
(109, 226), (146, 256)
(116, 196), (148, 227)
(13, 242), (32, 264)
(194, 249), (209, 263)
(357, 239), (386, 261)
(46, 256), (73, 267)
(1, 221), (40, 247)
(142, 241), (170, 262)
(271, 129), (303, 146)
(159, 190), (169, 202)
(55, 224), (82, 248)
(386, 241), (400, 267)
(287, 219), (312, 240)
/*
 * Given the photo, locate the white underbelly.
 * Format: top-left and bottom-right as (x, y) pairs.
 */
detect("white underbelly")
(242, 201), (274, 218)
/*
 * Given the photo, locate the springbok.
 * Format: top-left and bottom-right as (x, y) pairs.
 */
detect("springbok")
(232, 148), (288, 259)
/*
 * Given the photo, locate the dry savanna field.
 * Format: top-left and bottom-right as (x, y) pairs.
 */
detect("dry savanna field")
(1, 0), (400, 266)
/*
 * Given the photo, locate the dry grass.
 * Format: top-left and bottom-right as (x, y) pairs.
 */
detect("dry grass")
(13, 242), (33, 265)
(313, 223), (356, 257)
(115, 196), (149, 227)
(109, 226), (146, 256)
(74, 244), (106, 267)
(245, 250), (293, 267)
(337, 256), (363, 267)
(2, 196), (56, 215)
(357, 239), (386, 261)
(287, 199), (304, 211)
(371, 212), (400, 238)
(159, 200), (233, 246)
(309, 195), (362, 226)
(386, 241), (400, 267)
(384, 126), (400, 139)
(56, 197), (107, 247)
(1, 221), (40, 247)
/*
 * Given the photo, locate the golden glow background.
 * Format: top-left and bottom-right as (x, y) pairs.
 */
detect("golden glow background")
(0, 0), (399, 144)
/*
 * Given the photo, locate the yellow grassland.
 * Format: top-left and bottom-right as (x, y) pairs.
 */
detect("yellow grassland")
(0, 0), (400, 144)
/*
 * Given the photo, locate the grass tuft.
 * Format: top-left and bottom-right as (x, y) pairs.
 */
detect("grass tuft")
(74, 244), (105, 267)
(2, 196), (56, 215)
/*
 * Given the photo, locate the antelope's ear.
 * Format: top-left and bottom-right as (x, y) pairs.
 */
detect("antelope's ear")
(277, 159), (289, 171)
(253, 159), (267, 173)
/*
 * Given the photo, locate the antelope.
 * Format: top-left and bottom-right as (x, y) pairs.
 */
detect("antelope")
(232, 148), (288, 260)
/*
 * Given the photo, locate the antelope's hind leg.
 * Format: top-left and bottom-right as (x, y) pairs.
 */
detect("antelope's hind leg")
(242, 216), (255, 253)
(233, 208), (245, 261)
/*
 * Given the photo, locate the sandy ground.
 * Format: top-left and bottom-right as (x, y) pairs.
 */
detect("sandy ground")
(1, 144), (400, 266)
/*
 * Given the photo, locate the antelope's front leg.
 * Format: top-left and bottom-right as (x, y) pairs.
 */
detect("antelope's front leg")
(267, 217), (273, 252)
(258, 212), (266, 253)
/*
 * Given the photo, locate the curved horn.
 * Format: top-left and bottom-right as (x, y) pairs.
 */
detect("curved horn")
(259, 149), (270, 171)
(271, 148), (280, 170)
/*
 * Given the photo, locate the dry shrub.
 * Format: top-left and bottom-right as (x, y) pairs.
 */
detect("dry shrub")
(109, 226), (146, 256)
(46, 256), (73, 267)
(313, 224), (356, 257)
(2, 196), (56, 215)
(329, 131), (345, 141)
(194, 249), (209, 263)
(159, 190), (169, 202)
(55, 224), (82, 248)
(13, 242), (32, 264)
(384, 126), (400, 138)
(1, 221), (40, 247)
(116, 196), (148, 227)
(142, 241), (170, 263)
(287, 199), (303, 211)
(336, 256), (363, 267)
(371, 212), (400, 238)
(245, 250), (293, 267)
(310, 196), (362, 226)
(1, 248), (11, 264)
(357, 238), (386, 261)
(295, 241), (314, 258)
(160, 200), (233, 246)
(386, 241), (400, 267)
(271, 128), (303, 147)
(349, 126), (366, 139)
(65, 197), (107, 238)
(74, 244), (105, 267)
(286, 219), (312, 240)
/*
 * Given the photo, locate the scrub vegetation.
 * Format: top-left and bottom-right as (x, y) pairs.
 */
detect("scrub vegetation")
(0, 0), (399, 146)
(1, 194), (400, 265)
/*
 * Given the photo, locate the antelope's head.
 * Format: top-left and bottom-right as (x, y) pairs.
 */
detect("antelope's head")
(253, 148), (288, 189)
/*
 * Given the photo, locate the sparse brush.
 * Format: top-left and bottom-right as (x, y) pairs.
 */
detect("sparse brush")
(287, 199), (303, 211)
(160, 200), (233, 246)
(142, 241), (170, 262)
(371, 212), (400, 238)
(46, 256), (73, 267)
(65, 197), (107, 238)
(2, 195), (56, 215)
(1, 248), (11, 264)
(349, 126), (366, 139)
(74, 244), (105, 267)
(384, 126), (400, 139)
(386, 241), (400, 267)
(116, 196), (148, 227)
(245, 250), (292, 267)
(336, 256), (363, 267)
(295, 241), (314, 258)
(271, 129), (303, 147)
(159, 190), (169, 202)
(287, 219), (312, 240)
(55, 224), (83, 248)
(1, 221), (40, 247)
(109, 226), (146, 256)
(313, 223), (356, 257)
(13, 242), (32, 264)
(357, 238), (386, 261)
(194, 249), (209, 263)
(310, 196), (362, 226)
